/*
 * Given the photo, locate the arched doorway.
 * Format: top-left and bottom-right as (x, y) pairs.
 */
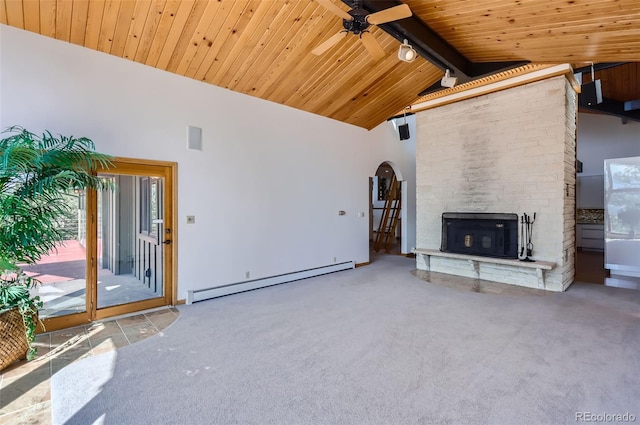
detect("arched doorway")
(370, 161), (406, 256)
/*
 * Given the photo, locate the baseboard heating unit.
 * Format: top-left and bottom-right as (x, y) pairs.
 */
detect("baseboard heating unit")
(186, 261), (355, 304)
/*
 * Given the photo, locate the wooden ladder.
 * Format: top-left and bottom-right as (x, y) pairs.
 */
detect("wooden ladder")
(374, 175), (401, 253)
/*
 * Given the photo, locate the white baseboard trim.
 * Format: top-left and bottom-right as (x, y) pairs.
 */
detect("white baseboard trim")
(186, 261), (355, 304)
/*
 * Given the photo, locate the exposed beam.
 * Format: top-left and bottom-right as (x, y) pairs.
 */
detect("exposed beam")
(353, 0), (466, 75)
(573, 62), (628, 75)
(465, 61), (531, 78)
(580, 97), (640, 122)
(386, 112), (415, 121)
(344, 0), (528, 89)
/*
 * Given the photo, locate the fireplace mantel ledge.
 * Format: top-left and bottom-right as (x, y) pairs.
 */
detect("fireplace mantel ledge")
(412, 248), (556, 289)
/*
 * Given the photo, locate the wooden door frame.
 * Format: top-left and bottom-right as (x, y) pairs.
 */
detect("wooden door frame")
(40, 157), (177, 332)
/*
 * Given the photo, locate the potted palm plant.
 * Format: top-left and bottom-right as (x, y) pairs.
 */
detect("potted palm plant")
(0, 126), (113, 370)
(0, 258), (42, 367)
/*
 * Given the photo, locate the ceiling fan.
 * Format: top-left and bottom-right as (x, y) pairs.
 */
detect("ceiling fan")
(312, 0), (412, 61)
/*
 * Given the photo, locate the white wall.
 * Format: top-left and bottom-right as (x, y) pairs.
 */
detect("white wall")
(576, 113), (640, 208)
(0, 25), (416, 300)
(577, 113), (640, 177)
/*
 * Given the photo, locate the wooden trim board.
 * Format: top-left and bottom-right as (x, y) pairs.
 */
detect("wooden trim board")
(412, 248), (556, 270)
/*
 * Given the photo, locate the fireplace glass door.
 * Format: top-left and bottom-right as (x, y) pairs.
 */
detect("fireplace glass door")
(441, 212), (518, 258)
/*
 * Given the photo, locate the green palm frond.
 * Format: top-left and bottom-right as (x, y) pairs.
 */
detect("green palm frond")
(0, 125), (114, 265)
(0, 126), (108, 358)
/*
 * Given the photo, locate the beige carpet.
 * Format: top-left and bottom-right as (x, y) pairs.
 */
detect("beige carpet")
(52, 255), (640, 425)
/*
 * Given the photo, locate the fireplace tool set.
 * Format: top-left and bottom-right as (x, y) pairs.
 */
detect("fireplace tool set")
(519, 212), (536, 262)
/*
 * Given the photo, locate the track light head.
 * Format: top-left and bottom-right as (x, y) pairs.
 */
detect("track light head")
(398, 39), (417, 63)
(440, 69), (458, 88)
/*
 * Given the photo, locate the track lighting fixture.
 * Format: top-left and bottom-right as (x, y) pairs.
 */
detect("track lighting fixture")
(398, 107), (410, 140)
(440, 69), (458, 88)
(580, 62), (602, 107)
(398, 39), (417, 63)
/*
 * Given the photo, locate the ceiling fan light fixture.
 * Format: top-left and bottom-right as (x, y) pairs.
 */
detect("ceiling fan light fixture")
(398, 39), (417, 63)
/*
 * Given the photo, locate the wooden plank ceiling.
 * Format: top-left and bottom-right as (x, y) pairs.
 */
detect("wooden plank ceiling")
(1, 0), (639, 129)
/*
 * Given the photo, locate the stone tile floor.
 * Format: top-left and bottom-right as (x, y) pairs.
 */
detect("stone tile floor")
(0, 307), (179, 425)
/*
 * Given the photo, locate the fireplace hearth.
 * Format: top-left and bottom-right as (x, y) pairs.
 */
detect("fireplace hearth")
(441, 212), (518, 259)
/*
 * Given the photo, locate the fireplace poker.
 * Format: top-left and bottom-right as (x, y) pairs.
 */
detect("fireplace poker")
(519, 212), (536, 262)
(519, 215), (525, 258)
(526, 212), (536, 257)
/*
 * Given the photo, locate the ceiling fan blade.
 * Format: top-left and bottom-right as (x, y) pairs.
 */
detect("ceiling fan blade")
(312, 31), (347, 56)
(366, 4), (411, 25)
(360, 32), (385, 61)
(314, 0), (353, 21)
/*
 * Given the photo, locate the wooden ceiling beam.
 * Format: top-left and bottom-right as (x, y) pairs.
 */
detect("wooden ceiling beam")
(573, 62), (628, 75)
(581, 97), (640, 122)
(344, 0), (527, 87)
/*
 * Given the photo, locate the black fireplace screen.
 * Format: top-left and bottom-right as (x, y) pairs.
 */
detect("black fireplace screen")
(441, 212), (518, 259)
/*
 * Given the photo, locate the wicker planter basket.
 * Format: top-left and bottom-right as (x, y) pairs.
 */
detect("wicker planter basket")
(0, 308), (29, 371)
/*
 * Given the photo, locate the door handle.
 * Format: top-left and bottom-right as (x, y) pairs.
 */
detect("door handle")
(163, 239), (172, 245)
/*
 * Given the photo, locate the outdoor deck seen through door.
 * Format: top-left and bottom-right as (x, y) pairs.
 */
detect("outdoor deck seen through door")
(22, 189), (89, 321)
(96, 173), (164, 311)
(29, 159), (175, 332)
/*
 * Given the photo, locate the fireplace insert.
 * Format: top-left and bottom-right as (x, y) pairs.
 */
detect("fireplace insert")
(441, 212), (518, 259)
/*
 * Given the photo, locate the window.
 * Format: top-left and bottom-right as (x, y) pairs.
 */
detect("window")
(605, 160), (640, 236)
(140, 177), (160, 238)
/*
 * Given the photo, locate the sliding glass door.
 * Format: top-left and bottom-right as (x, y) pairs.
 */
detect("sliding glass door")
(23, 189), (89, 321)
(32, 159), (175, 332)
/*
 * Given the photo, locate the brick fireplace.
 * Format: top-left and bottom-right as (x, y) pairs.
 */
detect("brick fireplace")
(414, 74), (577, 291)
